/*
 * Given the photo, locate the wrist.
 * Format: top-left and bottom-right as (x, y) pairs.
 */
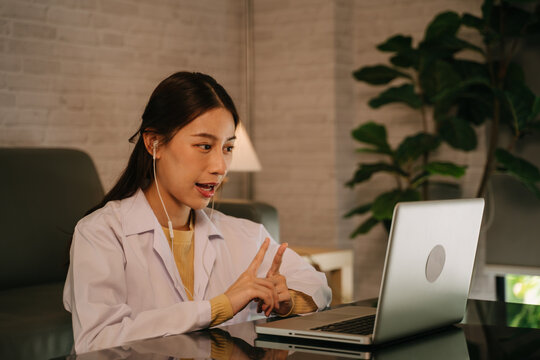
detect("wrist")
(276, 290), (295, 317)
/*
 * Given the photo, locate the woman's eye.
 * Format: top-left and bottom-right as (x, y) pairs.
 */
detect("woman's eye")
(197, 144), (212, 150)
(225, 145), (234, 153)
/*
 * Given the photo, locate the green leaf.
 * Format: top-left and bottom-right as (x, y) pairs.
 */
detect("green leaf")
(346, 163), (407, 187)
(482, 0), (494, 21)
(351, 122), (392, 154)
(496, 148), (540, 183)
(456, 94), (493, 125)
(356, 148), (393, 155)
(503, 82), (537, 132)
(390, 49), (420, 69)
(424, 162), (467, 178)
(431, 76), (491, 105)
(424, 11), (461, 41)
(438, 116), (477, 151)
(454, 60), (490, 80)
(420, 59), (463, 103)
(532, 97), (540, 120)
(368, 84), (422, 109)
(420, 35), (484, 57)
(377, 35), (413, 52)
(349, 217), (380, 238)
(410, 172), (430, 188)
(344, 203), (372, 218)
(505, 62), (526, 89)
(523, 182), (540, 198)
(371, 189), (421, 220)
(353, 65), (412, 85)
(395, 133), (441, 164)
(462, 13), (484, 30)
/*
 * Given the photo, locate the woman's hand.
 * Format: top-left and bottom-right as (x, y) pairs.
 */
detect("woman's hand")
(224, 238), (279, 316)
(258, 243), (294, 316)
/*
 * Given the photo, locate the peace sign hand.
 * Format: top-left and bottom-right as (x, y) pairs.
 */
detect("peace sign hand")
(257, 242), (294, 316)
(224, 238), (279, 316)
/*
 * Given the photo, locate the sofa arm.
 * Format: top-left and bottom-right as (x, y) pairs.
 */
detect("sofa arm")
(213, 199), (280, 243)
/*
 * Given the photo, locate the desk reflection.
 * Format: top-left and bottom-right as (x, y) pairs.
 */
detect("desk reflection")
(68, 320), (469, 360)
(69, 322), (288, 360)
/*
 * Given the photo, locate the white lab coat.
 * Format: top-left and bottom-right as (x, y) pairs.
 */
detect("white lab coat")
(63, 189), (331, 353)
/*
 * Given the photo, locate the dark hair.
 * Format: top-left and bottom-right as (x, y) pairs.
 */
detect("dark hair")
(88, 71), (239, 214)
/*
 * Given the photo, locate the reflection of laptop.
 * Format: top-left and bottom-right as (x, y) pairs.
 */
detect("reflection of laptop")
(256, 325), (469, 359)
(256, 199), (484, 345)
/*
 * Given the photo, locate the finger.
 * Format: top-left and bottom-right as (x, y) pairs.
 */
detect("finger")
(267, 274), (287, 287)
(251, 283), (274, 314)
(277, 290), (292, 303)
(253, 277), (277, 293)
(267, 243), (287, 277)
(274, 285), (280, 310)
(247, 238), (270, 274)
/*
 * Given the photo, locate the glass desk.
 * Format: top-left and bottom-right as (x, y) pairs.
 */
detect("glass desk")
(58, 299), (540, 359)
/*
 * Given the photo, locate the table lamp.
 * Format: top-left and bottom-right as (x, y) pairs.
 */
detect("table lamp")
(229, 122), (261, 172)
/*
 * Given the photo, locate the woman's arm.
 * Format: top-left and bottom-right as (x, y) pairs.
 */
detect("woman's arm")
(64, 226), (212, 353)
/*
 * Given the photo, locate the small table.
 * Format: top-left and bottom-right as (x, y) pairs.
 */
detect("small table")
(291, 246), (353, 305)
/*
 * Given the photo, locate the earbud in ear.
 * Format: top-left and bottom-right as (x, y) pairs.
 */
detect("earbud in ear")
(152, 140), (158, 160)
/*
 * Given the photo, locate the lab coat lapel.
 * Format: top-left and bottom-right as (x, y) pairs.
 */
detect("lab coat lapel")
(123, 189), (190, 301)
(152, 224), (191, 301)
(193, 209), (223, 300)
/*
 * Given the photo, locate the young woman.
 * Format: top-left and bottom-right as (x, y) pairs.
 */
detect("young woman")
(63, 72), (331, 353)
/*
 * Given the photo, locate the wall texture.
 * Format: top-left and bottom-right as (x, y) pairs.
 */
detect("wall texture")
(0, 0), (245, 191)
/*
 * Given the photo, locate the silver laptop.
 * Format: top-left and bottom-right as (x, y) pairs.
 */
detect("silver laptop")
(255, 198), (484, 345)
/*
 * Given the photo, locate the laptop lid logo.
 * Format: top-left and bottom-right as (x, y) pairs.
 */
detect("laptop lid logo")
(426, 244), (446, 283)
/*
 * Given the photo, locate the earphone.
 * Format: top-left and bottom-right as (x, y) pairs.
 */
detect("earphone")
(153, 140), (196, 300)
(152, 140), (175, 241)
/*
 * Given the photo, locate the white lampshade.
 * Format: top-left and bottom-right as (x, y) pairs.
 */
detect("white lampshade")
(229, 122), (262, 172)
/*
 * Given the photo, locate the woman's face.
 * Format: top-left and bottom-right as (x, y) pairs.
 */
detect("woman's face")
(155, 107), (236, 210)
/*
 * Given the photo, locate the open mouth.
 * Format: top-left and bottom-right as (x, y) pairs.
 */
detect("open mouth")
(195, 183), (217, 198)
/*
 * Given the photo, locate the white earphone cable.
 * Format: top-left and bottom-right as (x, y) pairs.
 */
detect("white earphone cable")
(153, 143), (174, 244)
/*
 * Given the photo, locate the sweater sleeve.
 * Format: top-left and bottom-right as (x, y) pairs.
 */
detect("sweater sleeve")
(209, 294), (234, 326)
(289, 289), (318, 314)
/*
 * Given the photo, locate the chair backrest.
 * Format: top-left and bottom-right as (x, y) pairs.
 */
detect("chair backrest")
(214, 199), (280, 243)
(0, 148), (104, 290)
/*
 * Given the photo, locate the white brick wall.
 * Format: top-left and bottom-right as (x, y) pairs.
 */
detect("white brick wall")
(0, 0), (246, 192)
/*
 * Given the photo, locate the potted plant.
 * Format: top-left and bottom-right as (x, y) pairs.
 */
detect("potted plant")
(346, 0), (540, 238)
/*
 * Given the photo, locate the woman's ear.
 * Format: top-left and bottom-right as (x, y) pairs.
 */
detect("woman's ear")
(142, 131), (162, 159)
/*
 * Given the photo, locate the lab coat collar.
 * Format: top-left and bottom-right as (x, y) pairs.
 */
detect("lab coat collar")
(123, 188), (156, 236)
(122, 189), (225, 241)
(122, 189), (224, 300)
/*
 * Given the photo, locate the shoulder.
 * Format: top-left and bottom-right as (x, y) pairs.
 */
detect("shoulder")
(75, 192), (140, 238)
(75, 199), (123, 237)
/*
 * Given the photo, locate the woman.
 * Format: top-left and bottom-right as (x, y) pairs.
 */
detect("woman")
(63, 72), (331, 353)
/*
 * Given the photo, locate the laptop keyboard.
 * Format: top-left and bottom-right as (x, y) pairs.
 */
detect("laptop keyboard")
(311, 314), (376, 335)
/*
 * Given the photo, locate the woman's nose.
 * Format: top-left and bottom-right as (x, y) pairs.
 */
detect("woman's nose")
(210, 151), (228, 175)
